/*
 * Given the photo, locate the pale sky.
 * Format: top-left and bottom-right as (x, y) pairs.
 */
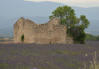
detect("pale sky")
(24, 0), (99, 7)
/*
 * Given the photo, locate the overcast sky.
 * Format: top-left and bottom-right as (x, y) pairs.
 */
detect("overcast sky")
(24, 0), (99, 7)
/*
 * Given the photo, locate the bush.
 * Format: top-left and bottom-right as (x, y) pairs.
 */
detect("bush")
(21, 34), (24, 42)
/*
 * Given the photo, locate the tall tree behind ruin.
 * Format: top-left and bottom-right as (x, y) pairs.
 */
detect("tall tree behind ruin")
(50, 5), (90, 44)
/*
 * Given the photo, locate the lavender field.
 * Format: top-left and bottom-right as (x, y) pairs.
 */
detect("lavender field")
(0, 41), (99, 69)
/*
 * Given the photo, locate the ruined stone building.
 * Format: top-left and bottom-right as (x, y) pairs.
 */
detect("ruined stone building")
(14, 17), (73, 44)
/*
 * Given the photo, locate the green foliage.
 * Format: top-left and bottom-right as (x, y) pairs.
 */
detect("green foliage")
(50, 6), (77, 30)
(50, 5), (90, 44)
(70, 26), (86, 43)
(21, 34), (24, 42)
(80, 15), (90, 29)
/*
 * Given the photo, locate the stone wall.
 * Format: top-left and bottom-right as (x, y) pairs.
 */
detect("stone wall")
(14, 17), (73, 44)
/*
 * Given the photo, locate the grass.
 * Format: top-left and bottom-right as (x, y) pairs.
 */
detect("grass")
(0, 63), (9, 69)
(54, 50), (82, 56)
(0, 63), (32, 69)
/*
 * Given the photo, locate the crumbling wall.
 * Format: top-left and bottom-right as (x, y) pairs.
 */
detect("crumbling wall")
(14, 17), (73, 44)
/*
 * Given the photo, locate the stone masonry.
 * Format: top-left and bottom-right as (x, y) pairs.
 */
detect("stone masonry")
(14, 17), (73, 44)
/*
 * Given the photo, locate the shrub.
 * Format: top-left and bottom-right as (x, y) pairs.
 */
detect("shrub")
(21, 34), (24, 42)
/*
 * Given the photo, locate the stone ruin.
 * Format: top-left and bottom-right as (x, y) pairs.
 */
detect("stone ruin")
(14, 17), (73, 44)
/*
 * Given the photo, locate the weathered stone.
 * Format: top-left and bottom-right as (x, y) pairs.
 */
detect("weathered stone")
(14, 17), (73, 44)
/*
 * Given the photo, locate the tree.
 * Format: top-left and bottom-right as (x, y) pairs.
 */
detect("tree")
(50, 6), (77, 35)
(50, 6), (90, 44)
(71, 15), (90, 43)
(79, 15), (90, 29)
